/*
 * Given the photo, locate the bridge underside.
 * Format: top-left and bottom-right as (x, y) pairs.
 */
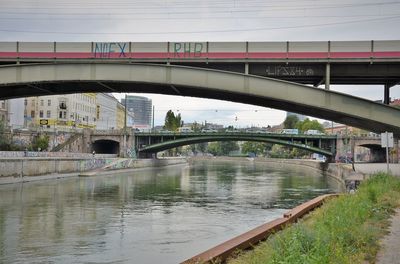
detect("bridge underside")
(1, 63), (399, 136)
(357, 144), (387, 163)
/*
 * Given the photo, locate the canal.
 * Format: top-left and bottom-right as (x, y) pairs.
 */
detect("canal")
(0, 160), (342, 264)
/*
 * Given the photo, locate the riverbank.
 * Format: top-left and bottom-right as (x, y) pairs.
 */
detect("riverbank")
(190, 156), (399, 184)
(0, 157), (187, 184)
(190, 156), (352, 187)
(229, 173), (400, 264)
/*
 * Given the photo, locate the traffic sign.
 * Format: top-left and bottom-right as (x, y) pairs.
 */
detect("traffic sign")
(381, 132), (394, 148)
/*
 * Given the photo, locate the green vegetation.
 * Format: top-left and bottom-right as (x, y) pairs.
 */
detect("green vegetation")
(207, 141), (239, 156)
(230, 173), (400, 264)
(0, 119), (10, 149)
(164, 110), (183, 132)
(283, 115), (299, 129)
(241, 142), (272, 156)
(31, 134), (50, 151)
(284, 115), (325, 133)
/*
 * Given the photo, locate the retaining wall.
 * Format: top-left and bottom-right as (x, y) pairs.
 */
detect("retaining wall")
(0, 157), (187, 184)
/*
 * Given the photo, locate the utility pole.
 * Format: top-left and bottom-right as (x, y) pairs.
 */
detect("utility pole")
(152, 105), (155, 132)
(123, 94), (127, 157)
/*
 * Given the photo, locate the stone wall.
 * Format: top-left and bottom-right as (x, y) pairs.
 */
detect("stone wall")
(0, 157), (188, 184)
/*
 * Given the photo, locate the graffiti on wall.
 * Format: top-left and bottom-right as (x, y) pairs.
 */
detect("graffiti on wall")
(94, 42), (127, 58)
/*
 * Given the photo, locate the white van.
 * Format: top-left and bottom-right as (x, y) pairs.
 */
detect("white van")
(305, 130), (324, 135)
(178, 127), (193, 133)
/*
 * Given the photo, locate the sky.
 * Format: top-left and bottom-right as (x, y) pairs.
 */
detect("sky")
(1, 0), (400, 127)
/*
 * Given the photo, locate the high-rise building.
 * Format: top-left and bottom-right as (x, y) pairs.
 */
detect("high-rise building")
(121, 95), (152, 128)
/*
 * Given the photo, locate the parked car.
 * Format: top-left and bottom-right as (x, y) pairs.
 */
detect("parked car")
(201, 128), (218, 133)
(178, 127), (193, 133)
(281, 129), (299, 135)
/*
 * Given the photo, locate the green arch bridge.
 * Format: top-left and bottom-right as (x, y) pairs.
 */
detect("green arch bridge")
(134, 132), (337, 159)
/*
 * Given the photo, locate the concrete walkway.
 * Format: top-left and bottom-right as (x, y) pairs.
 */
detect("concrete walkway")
(376, 209), (400, 264)
(354, 163), (400, 176)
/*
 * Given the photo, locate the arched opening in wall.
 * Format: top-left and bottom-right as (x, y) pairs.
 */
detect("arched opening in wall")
(356, 144), (385, 162)
(92, 140), (119, 154)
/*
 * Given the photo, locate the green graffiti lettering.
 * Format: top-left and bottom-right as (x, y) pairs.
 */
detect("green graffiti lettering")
(194, 43), (203, 57)
(174, 43), (182, 57)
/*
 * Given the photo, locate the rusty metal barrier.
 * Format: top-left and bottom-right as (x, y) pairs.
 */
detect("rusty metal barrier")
(182, 194), (338, 264)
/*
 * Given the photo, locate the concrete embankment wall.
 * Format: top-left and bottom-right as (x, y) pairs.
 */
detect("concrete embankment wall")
(0, 157), (187, 184)
(190, 156), (363, 186)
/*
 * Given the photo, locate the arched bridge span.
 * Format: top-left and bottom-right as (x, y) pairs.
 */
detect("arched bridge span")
(0, 63), (399, 136)
(135, 132), (336, 158)
(137, 135), (334, 157)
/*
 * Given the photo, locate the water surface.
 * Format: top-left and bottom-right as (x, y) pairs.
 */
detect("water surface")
(0, 160), (342, 263)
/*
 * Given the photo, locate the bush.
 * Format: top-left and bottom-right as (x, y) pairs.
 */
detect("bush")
(230, 173), (400, 264)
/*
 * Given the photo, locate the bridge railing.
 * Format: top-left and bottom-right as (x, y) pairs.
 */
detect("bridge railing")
(1, 41), (399, 61)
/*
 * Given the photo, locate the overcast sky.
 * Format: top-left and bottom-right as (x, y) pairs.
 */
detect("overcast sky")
(1, 0), (399, 127)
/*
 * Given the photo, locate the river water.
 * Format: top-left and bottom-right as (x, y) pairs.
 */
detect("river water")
(0, 160), (342, 264)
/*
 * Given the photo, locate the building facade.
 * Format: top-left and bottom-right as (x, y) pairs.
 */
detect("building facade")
(121, 95), (152, 129)
(24, 93), (97, 130)
(0, 100), (8, 126)
(96, 93), (118, 130)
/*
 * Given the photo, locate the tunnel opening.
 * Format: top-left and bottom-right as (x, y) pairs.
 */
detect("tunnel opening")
(356, 144), (385, 162)
(92, 140), (120, 154)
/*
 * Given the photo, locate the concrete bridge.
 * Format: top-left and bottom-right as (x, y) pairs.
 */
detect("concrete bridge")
(0, 63), (399, 138)
(0, 41), (399, 141)
(1, 40), (400, 104)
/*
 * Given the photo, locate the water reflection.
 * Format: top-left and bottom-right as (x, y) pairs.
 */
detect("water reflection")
(0, 160), (342, 264)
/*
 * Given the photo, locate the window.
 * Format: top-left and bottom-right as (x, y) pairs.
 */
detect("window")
(31, 110), (35, 118)
(39, 110), (43, 118)
(48, 99), (51, 106)
(31, 100), (35, 107)
(24, 99), (27, 106)
(46, 110), (51, 118)
(40, 100), (44, 106)
(59, 101), (67, 109)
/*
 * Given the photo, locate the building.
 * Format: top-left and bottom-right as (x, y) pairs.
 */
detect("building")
(25, 93), (97, 130)
(96, 93), (119, 130)
(8, 98), (25, 129)
(391, 98), (400, 107)
(115, 101), (134, 130)
(121, 95), (152, 129)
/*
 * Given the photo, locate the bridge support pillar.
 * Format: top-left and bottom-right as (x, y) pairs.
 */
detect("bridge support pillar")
(325, 63), (330, 90)
(384, 84), (390, 104)
(325, 63), (331, 90)
(245, 63), (249, 75)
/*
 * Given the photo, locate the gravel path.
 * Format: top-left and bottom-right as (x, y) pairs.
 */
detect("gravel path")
(376, 208), (400, 264)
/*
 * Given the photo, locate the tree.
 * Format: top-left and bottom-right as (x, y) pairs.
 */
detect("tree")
(283, 115), (299, 129)
(295, 118), (325, 133)
(0, 119), (10, 150)
(191, 121), (202, 132)
(207, 141), (239, 156)
(241, 141), (272, 156)
(220, 141), (239, 155)
(31, 134), (49, 151)
(164, 110), (183, 131)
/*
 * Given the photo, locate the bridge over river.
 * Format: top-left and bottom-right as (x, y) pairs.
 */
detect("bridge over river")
(0, 41), (399, 138)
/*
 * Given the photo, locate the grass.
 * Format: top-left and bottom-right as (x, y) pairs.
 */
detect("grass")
(229, 173), (400, 264)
